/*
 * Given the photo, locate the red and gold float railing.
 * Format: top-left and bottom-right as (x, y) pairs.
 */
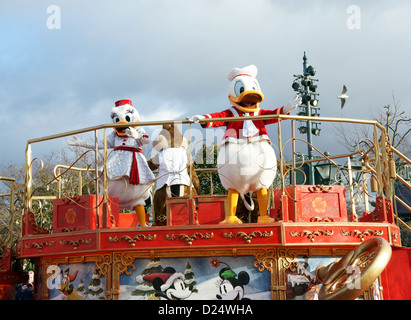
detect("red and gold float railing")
(20, 113), (409, 231)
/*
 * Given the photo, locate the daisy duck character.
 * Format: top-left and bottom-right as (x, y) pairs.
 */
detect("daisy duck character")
(189, 65), (301, 224)
(68, 99), (155, 226)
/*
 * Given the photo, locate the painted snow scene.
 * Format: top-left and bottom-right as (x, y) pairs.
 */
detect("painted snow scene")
(119, 256), (271, 300)
(284, 255), (333, 300)
(48, 262), (105, 300)
(285, 255), (382, 300)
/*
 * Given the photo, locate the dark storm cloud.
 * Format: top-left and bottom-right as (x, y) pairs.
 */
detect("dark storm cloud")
(0, 0), (410, 164)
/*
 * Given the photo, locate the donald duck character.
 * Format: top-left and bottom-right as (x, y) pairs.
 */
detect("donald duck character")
(68, 99), (155, 227)
(189, 65), (301, 224)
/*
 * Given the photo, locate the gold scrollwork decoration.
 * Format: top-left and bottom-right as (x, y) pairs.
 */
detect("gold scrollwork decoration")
(223, 231), (273, 244)
(308, 185), (332, 193)
(108, 234), (157, 247)
(253, 249), (276, 272)
(290, 229), (334, 242)
(25, 241), (55, 252)
(165, 232), (214, 246)
(113, 252), (136, 276)
(60, 238), (92, 250)
(94, 254), (112, 279)
(391, 232), (399, 241)
(278, 248), (298, 271)
(62, 227), (79, 232)
(310, 216), (334, 222)
(340, 229), (383, 242)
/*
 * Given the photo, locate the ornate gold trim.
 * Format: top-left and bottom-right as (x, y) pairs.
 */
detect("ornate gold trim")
(308, 185), (332, 193)
(62, 227), (80, 232)
(60, 238), (92, 250)
(25, 240), (55, 252)
(310, 216), (334, 222)
(108, 234), (157, 247)
(289, 229), (334, 242)
(223, 231), (273, 244)
(165, 232), (214, 245)
(340, 229), (383, 242)
(94, 254), (112, 280)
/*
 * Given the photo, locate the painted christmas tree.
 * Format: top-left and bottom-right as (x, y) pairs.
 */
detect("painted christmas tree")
(87, 270), (105, 300)
(132, 258), (163, 297)
(77, 279), (86, 294)
(184, 261), (198, 293)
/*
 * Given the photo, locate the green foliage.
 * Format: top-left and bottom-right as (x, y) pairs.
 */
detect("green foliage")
(193, 144), (226, 195)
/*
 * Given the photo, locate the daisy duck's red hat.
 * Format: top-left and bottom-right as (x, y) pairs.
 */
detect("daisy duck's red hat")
(115, 99), (132, 107)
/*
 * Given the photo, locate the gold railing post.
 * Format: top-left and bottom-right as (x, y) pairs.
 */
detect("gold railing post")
(189, 122), (193, 199)
(347, 156), (357, 221)
(78, 170), (83, 195)
(373, 125), (383, 196)
(57, 167), (62, 198)
(103, 128), (108, 204)
(380, 130), (392, 200)
(24, 143), (33, 213)
(291, 119), (297, 217)
(361, 159), (370, 213)
(277, 112), (285, 195)
(7, 179), (16, 248)
(94, 130), (100, 229)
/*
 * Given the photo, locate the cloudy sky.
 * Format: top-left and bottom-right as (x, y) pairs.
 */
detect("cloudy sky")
(1, 0), (410, 166)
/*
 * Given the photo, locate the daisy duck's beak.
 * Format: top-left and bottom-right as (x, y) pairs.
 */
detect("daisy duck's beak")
(111, 99), (140, 136)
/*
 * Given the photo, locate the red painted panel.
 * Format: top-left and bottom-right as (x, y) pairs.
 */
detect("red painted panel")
(275, 186), (347, 223)
(52, 195), (119, 232)
(167, 196), (226, 226)
(284, 224), (390, 245)
(118, 212), (139, 228)
(21, 232), (97, 257)
(380, 247), (411, 300)
(99, 224), (283, 250)
(167, 197), (192, 226)
(196, 195), (226, 225)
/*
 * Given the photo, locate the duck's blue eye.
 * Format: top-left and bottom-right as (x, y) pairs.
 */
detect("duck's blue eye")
(234, 80), (245, 96)
(111, 113), (120, 123)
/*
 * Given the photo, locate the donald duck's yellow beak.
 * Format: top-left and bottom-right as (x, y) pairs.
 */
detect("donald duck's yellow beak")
(229, 90), (264, 113)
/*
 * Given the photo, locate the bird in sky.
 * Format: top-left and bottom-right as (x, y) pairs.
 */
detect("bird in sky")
(338, 85), (349, 109)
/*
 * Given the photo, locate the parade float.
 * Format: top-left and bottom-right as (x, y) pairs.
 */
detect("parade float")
(0, 58), (410, 301)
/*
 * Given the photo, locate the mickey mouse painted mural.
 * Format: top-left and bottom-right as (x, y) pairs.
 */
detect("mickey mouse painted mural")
(216, 267), (250, 300)
(211, 258), (251, 300)
(136, 266), (194, 300)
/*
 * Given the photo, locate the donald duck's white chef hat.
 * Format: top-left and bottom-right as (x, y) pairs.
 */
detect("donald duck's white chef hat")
(227, 65), (258, 82)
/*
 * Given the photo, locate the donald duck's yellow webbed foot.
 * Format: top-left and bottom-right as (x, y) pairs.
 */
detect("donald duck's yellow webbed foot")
(134, 205), (149, 227)
(257, 215), (275, 223)
(219, 216), (243, 225)
(220, 189), (243, 224)
(256, 188), (274, 223)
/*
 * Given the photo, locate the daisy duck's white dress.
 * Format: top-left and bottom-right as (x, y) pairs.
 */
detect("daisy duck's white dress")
(68, 99), (155, 225)
(104, 130), (155, 209)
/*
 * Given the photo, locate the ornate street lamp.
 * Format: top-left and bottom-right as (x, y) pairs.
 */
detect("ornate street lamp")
(314, 152), (339, 185)
(292, 52), (320, 184)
